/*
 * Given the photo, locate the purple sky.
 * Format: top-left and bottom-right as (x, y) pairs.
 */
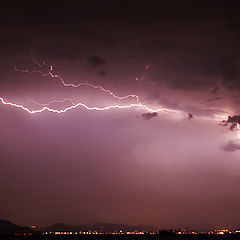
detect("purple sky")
(0, 1), (240, 230)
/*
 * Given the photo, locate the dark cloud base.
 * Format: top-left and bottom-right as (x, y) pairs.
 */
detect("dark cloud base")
(142, 112), (158, 120)
(221, 141), (240, 152)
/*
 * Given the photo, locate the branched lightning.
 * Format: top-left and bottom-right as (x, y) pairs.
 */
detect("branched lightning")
(0, 57), (179, 115)
(13, 57), (140, 102)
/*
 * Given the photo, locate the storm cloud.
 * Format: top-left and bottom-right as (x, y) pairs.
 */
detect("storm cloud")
(222, 115), (240, 131)
(221, 141), (240, 152)
(1, 0), (240, 230)
(142, 112), (158, 120)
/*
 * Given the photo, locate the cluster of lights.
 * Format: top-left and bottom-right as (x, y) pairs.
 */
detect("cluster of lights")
(13, 228), (240, 236)
(45, 231), (145, 235)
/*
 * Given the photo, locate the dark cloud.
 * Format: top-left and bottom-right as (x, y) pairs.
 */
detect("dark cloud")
(226, 85), (236, 92)
(229, 123), (238, 131)
(0, 1), (240, 93)
(207, 97), (222, 103)
(221, 141), (240, 152)
(33, 43), (82, 62)
(88, 56), (105, 68)
(210, 86), (219, 94)
(221, 115), (240, 131)
(187, 113), (193, 120)
(142, 112), (158, 120)
(227, 115), (240, 124)
(163, 39), (239, 90)
(99, 70), (107, 76)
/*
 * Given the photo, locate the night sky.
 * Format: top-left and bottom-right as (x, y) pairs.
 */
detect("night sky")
(1, 0), (240, 230)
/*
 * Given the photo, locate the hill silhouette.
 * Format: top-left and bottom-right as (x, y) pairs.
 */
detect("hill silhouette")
(0, 219), (32, 234)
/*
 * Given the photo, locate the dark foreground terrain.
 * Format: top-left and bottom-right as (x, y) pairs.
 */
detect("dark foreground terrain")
(1, 234), (240, 240)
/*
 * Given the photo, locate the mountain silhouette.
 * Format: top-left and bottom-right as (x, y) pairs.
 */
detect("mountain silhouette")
(0, 218), (157, 234)
(0, 219), (32, 234)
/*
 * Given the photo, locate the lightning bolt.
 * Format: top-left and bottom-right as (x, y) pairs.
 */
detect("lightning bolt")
(13, 57), (140, 102)
(0, 57), (179, 115)
(0, 97), (177, 114)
